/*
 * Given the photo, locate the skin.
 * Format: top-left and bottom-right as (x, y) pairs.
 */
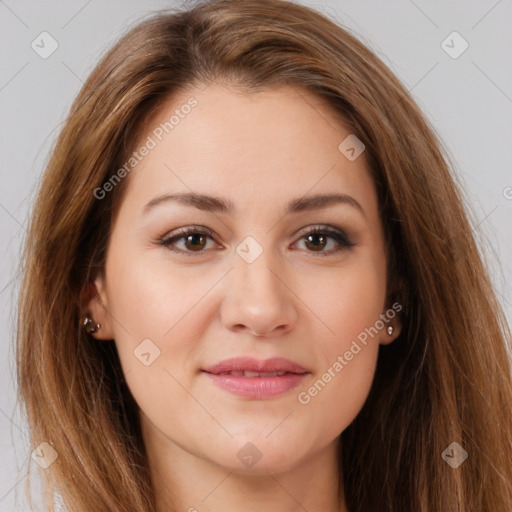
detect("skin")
(85, 82), (401, 512)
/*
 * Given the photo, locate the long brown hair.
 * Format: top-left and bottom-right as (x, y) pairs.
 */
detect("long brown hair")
(16, 1), (512, 510)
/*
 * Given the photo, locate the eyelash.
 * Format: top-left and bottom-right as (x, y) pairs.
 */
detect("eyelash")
(157, 225), (356, 258)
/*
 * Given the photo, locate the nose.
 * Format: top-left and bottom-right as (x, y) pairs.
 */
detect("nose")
(220, 248), (298, 338)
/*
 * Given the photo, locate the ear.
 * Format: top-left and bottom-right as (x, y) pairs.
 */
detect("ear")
(380, 276), (406, 346)
(79, 273), (115, 340)
(379, 317), (402, 345)
(379, 305), (403, 346)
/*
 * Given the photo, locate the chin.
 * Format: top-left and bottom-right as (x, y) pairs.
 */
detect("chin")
(203, 433), (310, 475)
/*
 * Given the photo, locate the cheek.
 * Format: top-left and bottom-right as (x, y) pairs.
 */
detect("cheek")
(304, 255), (387, 346)
(295, 346), (379, 448)
(289, 254), (386, 437)
(103, 244), (212, 386)
(105, 255), (210, 436)
(106, 241), (209, 338)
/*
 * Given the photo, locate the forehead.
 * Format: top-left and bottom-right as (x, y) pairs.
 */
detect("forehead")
(117, 82), (377, 218)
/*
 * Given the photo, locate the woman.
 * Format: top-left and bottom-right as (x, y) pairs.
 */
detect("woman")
(16, 0), (512, 511)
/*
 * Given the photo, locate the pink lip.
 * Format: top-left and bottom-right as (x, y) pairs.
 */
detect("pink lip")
(202, 357), (310, 399)
(203, 356), (308, 374)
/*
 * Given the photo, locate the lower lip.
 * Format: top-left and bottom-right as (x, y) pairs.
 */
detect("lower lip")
(203, 371), (308, 399)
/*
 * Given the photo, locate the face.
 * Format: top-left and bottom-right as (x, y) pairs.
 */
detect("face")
(87, 82), (401, 475)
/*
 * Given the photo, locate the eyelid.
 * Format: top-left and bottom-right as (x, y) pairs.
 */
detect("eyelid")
(293, 225), (355, 246)
(157, 223), (356, 257)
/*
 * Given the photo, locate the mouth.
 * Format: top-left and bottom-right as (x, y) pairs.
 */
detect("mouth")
(202, 357), (310, 399)
(213, 370), (290, 377)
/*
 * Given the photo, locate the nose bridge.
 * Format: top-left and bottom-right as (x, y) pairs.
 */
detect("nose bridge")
(221, 235), (298, 336)
(234, 238), (285, 304)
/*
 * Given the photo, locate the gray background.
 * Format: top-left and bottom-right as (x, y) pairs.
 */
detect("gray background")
(1, 0), (511, 510)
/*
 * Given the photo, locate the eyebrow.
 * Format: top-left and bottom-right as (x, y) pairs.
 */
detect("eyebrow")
(143, 192), (365, 217)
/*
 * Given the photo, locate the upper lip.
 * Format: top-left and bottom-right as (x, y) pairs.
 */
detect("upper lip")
(202, 357), (309, 375)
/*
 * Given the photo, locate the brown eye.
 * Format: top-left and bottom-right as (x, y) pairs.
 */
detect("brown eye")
(159, 226), (219, 257)
(158, 224), (355, 258)
(304, 233), (328, 252)
(294, 226), (355, 256)
(182, 233), (208, 251)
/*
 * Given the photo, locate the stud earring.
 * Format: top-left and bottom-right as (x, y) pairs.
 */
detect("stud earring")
(81, 315), (101, 334)
(386, 325), (394, 336)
